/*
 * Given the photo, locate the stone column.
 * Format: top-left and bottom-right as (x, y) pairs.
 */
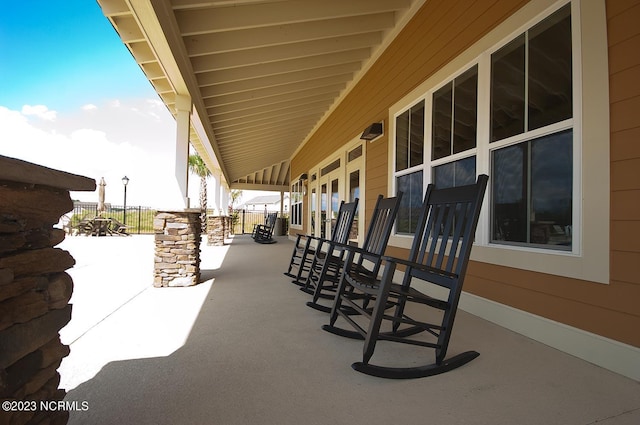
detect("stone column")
(0, 155), (95, 425)
(153, 209), (201, 287)
(206, 215), (225, 246)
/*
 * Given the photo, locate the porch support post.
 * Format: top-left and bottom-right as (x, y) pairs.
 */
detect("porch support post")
(221, 183), (229, 216)
(214, 171), (222, 215)
(280, 191), (284, 216)
(175, 94), (191, 208)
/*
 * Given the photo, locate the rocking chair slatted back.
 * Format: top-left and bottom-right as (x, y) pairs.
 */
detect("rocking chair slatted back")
(331, 200), (357, 245)
(284, 199), (358, 284)
(409, 182), (485, 289)
(305, 194), (402, 311)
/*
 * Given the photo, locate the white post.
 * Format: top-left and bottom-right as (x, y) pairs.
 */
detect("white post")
(213, 171), (222, 215)
(175, 95), (191, 208)
(221, 183), (230, 216)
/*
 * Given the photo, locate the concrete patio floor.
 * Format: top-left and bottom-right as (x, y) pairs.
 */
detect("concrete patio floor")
(58, 234), (640, 425)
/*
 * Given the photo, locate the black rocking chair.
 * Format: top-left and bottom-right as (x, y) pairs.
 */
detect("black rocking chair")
(323, 174), (488, 379)
(253, 212), (278, 244)
(303, 193), (403, 313)
(283, 199), (358, 286)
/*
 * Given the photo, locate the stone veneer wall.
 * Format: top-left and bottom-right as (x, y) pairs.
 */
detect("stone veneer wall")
(153, 210), (201, 287)
(206, 216), (233, 246)
(0, 155), (95, 425)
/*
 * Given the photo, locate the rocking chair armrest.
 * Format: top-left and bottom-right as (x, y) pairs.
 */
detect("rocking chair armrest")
(380, 256), (458, 279)
(325, 240), (380, 258)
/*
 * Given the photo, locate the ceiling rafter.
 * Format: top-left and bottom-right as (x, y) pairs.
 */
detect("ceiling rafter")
(98, 0), (420, 187)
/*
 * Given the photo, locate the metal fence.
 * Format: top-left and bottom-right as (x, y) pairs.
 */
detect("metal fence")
(230, 209), (289, 235)
(69, 202), (156, 234)
(68, 203), (289, 236)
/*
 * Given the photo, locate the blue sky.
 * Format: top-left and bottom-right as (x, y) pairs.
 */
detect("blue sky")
(0, 0), (150, 112)
(0, 1), (191, 208)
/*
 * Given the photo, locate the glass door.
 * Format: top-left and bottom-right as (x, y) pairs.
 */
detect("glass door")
(346, 144), (364, 244)
(317, 168), (342, 240)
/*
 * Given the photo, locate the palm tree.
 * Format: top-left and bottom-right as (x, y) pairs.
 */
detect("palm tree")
(229, 189), (243, 211)
(188, 153), (211, 232)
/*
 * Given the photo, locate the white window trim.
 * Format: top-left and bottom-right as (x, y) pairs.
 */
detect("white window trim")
(290, 180), (303, 230)
(388, 0), (610, 284)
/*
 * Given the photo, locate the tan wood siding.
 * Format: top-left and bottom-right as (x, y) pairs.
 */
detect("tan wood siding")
(292, 0), (640, 347)
(364, 135), (388, 229)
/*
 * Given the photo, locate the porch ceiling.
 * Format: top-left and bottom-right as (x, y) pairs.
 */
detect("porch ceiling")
(98, 0), (421, 190)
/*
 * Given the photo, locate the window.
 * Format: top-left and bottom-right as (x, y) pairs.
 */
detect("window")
(490, 5), (572, 141)
(396, 101), (424, 171)
(388, 0), (610, 282)
(393, 3), (574, 251)
(489, 4), (573, 250)
(432, 65), (478, 189)
(290, 180), (303, 228)
(492, 130), (572, 248)
(394, 101), (425, 234)
(432, 65), (478, 161)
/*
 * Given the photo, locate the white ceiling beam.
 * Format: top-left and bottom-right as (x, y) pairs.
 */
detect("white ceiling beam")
(215, 120), (316, 142)
(183, 12), (395, 56)
(212, 101), (330, 128)
(202, 76), (347, 104)
(201, 63), (359, 97)
(191, 33), (380, 72)
(230, 182), (289, 191)
(204, 83), (344, 113)
(196, 49), (370, 86)
(97, 0), (131, 16)
(174, 0), (411, 35)
(211, 92), (336, 120)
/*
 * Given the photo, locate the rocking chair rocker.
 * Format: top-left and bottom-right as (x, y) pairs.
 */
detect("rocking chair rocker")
(323, 175), (488, 379)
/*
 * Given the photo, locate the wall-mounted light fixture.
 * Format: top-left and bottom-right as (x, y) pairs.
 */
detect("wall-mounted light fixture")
(299, 173), (308, 196)
(360, 122), (383, 141)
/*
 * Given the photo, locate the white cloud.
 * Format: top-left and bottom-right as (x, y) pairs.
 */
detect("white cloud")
(0, 101), (186, 209)
(21, 104), (57, 121)
(82, 104), (98, 111)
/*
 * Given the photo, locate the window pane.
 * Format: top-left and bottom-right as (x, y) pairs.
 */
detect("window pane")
(453, 65), (478, 154)
(348, 145), (363, 162)
(349, 170), (360, 241)
(310, 188), (316, 234)
(433, 156), (476, 189)
(410, 102), (425, 167)
(331, 178), (339, 220)
(396, 110), (409, 171)
(529, 4), (572, 130)
(396, 171), (423, 234)
(432, 82), (452, 160)
(491, 34), (525, 142)
(491, 130), (573, 249)
(321, 159), (340, 176)
(320, 183), (327, 239)
(492, 144), (527, 243)
(530, 130), (572, 247)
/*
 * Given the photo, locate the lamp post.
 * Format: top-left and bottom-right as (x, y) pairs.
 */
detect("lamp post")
(122, 176), (129, 225)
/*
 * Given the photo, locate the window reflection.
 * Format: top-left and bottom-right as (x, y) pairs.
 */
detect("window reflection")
(396, 171), (423, 234)
(492, 130), (572, 249)
(433, 157), (476, 189)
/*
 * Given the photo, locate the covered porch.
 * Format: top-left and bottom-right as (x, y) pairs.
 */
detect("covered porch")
(60, 235), (640, 424)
